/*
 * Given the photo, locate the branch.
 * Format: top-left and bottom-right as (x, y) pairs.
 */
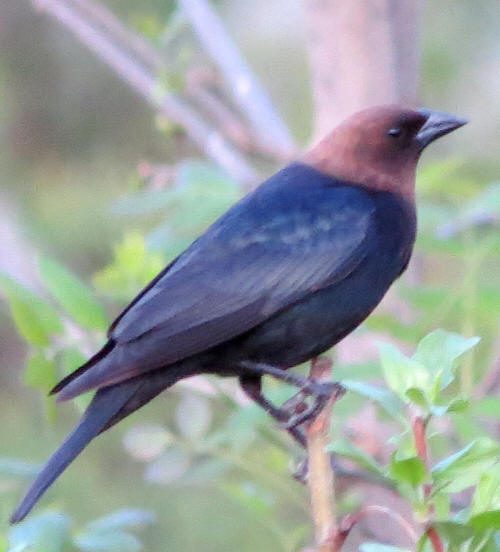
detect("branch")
(185, 69), (254, 152)
(71, 0), (164, 71)
(32, 0), (258, 185)
(306, 357), (341, 551)
(179, 0), (296, 159)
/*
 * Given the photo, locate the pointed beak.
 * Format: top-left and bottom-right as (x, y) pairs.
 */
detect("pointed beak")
(416, 108), (468, 150)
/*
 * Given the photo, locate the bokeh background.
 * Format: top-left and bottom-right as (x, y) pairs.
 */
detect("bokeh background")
(0, 1), (499, 550)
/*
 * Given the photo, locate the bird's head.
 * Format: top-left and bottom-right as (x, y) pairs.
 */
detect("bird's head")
(303, 105), (467, 201)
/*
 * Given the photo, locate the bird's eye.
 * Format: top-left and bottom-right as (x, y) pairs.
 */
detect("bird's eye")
(387, 127), (402, 138)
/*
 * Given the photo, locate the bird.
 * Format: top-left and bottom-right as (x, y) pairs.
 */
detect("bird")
(10, 105), (467, 523)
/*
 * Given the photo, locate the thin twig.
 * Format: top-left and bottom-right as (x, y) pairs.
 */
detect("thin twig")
(32, 0), (258, 185)
(72, 0), (165, 71)
(185, 70), (254, 151)
(306, 357), (341, 551)
(179, 0), (296, 159)
(339, 505), (418, 546)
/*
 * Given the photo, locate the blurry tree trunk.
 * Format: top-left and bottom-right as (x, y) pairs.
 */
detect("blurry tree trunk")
(304, 0), (424, 138)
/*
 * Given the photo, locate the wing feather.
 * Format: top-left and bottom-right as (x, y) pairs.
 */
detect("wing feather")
(59, 164), (377, 395)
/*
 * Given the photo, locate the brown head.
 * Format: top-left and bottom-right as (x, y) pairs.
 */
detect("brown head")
(302, 105), (467, 201)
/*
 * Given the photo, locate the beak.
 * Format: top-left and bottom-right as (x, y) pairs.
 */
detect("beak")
(416, 108), (468, 150)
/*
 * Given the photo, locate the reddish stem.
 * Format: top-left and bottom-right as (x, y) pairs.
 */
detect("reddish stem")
(412, 416), (428, 467)
(412, 416), (432, 499)
(411, 415), (445, 552)
(426, 527), (445, 552)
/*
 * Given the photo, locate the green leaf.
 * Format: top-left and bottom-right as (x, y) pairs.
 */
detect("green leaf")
(0, 274), (63, 346)
(412, 329), (480, 394)
(24, 352), (58, 420)
(428, 397), (469, 417)
(75, 531), (141, 552)
(433, 521), (474, 547)
(8, 512), (71, 552)
(328, 439), (384, 476)
(389, 455), (427, 487)
(378, 331), (480, 408)
(470, 466), (500, 516)
(469, 511), (500, 531)
(432, 439), (500, 492)
(93, 233), (164, 301)
(405, 388), (429, 409)
(378, 343), (430, 401)
(39, 257), (107, 331)
(443, 398), (469, 414)
(341, 379), (404, 421)
(24, 352), (57, 391)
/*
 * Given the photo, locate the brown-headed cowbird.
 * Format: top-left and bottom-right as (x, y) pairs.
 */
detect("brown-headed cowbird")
(11, 105), (466, 523)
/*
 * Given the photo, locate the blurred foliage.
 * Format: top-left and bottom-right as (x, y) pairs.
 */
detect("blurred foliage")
(6, 506), (154, 552)
(0, 0), (499, 550)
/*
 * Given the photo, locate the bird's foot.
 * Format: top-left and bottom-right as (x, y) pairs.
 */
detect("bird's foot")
(281, 381), (345, 430)
(281, 389), (308, 414)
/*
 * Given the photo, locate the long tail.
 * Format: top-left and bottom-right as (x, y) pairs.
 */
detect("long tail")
(10, 364), (192, 524)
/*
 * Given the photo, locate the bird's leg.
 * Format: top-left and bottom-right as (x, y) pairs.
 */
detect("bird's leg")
(239, 375), (307, 447)
(240, 361), (345, 429)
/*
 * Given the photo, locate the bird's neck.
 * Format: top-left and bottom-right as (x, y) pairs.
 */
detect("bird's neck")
(301, 139), (417, 203)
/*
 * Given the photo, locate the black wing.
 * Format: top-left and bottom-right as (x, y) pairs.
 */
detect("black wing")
(56, 164), (376, 397)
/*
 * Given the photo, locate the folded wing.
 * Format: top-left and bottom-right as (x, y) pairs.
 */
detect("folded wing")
(54, 165), (376, 398)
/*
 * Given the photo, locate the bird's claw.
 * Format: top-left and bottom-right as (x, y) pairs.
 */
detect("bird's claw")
(281, 389), (308, 413)
(280, 381), (345, 429)
(281, 398), (326, 429)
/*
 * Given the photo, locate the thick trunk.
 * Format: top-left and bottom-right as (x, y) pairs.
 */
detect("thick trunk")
(304, 0), (424, 138)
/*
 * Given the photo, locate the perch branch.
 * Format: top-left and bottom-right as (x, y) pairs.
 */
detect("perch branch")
(32, 0), (258, 185)
(179, 0), (296, 159)
(306, 357), (343, 551)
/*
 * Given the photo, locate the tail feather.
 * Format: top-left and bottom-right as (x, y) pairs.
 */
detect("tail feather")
(10, 362), (197, 524)
(10, 381), (140, 524)
(50, 340), (115, 396)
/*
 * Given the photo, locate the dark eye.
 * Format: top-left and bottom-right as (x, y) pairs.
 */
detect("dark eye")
(387, 127), (402, 138)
